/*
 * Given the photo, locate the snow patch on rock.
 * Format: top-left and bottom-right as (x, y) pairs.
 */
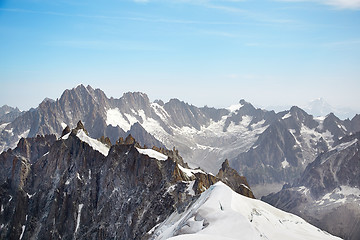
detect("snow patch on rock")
(136, 148), (168, 161)
(106, 108), (132, 131)
(76, 129), (110, 156)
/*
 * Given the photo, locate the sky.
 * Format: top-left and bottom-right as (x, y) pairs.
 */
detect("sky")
(0, 0), (359, 114)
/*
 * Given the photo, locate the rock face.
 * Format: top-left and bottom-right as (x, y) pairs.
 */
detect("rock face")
(0, 124), (254, 240)
(262, 132), (360, 240)
(216, 159), (255, 198)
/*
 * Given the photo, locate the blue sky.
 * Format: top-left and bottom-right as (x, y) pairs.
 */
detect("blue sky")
(0, 0), (359, 113)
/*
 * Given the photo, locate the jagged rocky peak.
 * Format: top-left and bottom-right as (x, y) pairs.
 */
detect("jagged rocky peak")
(72, 120), (88, 135)
(288, 105), (318, 129)
(58, 84), (98, 107)
(0, 105), (23, 123)
(124, 133), (136, 145)
(217, 159), (255, 198)
(116, 136), (125, 145)
(61, 125), (71, 137)
(98, 135), (112, 147)
(164, 98), (208, 130)
(121, 91), (151, 110)
(154, 99), (164, 106)
(322, 112), (348, 139)
(41, 97), (55, 104)
(152, 145), (189, 168)
(0, 105), (21, 117)
(239, 99), (256, 111)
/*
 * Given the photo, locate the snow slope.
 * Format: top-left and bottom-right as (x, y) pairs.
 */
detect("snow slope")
(62, 129), (110, 156)
(105, 105), (268, 173)
(152, 182), (341, 240)
(136, 147), (168, 161)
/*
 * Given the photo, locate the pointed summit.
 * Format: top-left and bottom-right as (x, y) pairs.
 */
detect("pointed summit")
(121, 92), (150, 110)
(73, 120), (89, 135)
(124, 134), (136, 145)
(76, 120), (85, 131)
(61, 125), (71, 138)
(216, 159), (255, 199)
(220, 159), (230, 171)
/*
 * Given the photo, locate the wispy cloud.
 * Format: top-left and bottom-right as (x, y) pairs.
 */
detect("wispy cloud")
(197, 2), (297, 25)
(133, 0), (149, 3)
(0, 7), (286, 27)
(324, 0), (360, 9)
(127, 0), (296, 25)
(201, 30), (237, 37)
(322, 39), (360, 46)
(47, 40), (167, 51)
(276, 0), (360, 9)
(204, 3), (248, 13)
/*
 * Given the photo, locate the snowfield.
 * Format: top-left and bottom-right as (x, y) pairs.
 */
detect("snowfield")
(152, 182), (341, 240)
(105, 105), (269, 173)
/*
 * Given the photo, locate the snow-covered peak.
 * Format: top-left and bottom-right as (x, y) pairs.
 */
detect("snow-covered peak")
(136, 147), (168, 161)
(303, 98), (333, 118)
(152, 182), (341, 240)
(226, 103), (244, 113)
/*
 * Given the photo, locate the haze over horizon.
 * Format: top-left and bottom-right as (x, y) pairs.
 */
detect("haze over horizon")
(1, 0), (359, 114)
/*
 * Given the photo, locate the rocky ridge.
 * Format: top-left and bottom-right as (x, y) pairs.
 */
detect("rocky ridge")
(0, 122), (254, 240)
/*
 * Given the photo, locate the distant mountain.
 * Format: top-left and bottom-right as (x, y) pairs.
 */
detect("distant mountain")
(303, 98), (357, 120)
(263, 132), (360, 240)
(0, 123), (255, 239)
(0, 105), (23, 125)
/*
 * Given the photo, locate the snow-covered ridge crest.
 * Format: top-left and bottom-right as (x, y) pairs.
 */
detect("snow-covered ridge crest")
(136, 147), (168, 161)
(152, 182), (341, 240)
(61, 126), (110, 156)
(135, 147), (207, 179)
(76, 129), (110, 156)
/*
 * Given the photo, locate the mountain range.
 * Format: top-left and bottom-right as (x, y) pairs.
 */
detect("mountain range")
(0, 122), (339, 240)
(1, 85), (359, 195)
(0, 84), (359, 239)
(262, 132), (360, 240)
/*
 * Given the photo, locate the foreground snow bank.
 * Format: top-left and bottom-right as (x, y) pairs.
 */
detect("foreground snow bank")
(152, 182), (341, 240)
